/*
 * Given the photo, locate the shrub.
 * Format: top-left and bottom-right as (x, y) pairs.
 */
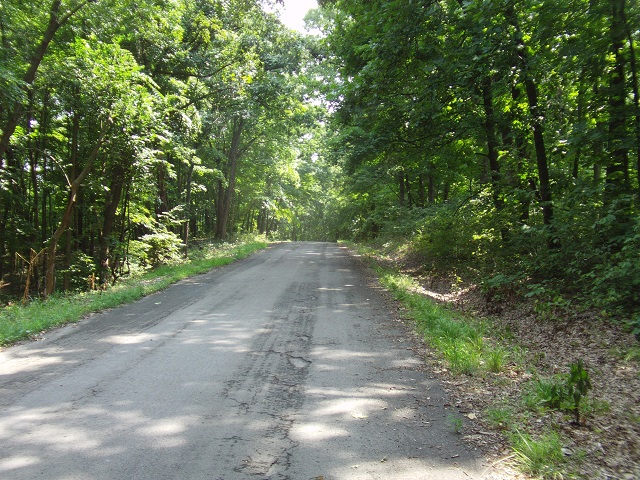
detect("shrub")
(133, 231), (184, 267)
(524, 360), (593, 424)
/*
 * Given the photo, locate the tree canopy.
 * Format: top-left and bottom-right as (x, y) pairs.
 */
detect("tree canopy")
(0, 0), (338, 297)
(0, 0), (638, 323)
(314, 0), (640, 320)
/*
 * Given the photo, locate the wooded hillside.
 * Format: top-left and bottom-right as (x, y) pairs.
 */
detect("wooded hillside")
(317, 0), (639, 328)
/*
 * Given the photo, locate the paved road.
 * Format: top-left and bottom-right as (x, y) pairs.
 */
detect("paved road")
(0, 242), (495, 479)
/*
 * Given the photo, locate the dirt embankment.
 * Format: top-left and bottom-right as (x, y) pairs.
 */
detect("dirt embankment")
(401, 268), (640, 479)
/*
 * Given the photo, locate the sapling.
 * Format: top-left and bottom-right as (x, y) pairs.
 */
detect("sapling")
(566, 359), (592, 424)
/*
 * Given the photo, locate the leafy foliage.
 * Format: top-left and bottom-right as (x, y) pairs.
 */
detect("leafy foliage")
(316, 0), (640, 324)
(524, 360), (593, 424)
(0, 0), (334, 300)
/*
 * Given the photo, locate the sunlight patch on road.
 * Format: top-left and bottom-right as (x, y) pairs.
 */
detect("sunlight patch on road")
(0, 354), (66, 374)
(137, 416), (196, 447)
(308, 396), (386, 419)
(100, 333), (155, 345)
(0, 456), (41, 472)
(292, 422), (349, 441)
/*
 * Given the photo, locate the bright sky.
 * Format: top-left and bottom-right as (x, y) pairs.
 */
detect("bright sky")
(272, 0), (318, 33)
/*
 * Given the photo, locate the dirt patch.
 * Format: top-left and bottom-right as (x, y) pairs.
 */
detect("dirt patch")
(402, 266), (640, 479)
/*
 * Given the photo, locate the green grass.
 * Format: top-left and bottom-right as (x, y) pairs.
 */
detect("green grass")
(510, 430), (566, 479)
(0, 238), (269, 346)
(487, 346), (508, 373)
(374, 269), (492, 376)
(485, 405), (513, 430)
(447, 414), (464, 433)
(347, 240), (603, 480)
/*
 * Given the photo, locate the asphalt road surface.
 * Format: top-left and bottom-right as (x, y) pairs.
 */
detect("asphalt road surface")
(0, 242), (497, 479)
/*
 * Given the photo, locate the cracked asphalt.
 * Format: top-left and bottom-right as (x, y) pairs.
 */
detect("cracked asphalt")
(0, 242), (496, 479)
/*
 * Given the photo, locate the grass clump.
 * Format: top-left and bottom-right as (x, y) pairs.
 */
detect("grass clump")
(511, 430), (565, 479)
(376, 270), (490, 376)
(448, 414), (464, 433)
(0, 238), (268, 346)
(487, 346), (508, 373)
(485, 405), (513, 430)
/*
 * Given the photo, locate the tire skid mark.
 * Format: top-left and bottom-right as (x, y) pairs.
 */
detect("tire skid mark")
(220, 271), (320, 478)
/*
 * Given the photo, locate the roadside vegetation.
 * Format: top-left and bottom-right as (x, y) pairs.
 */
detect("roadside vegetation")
(318, 1), (640, 475)
(0, 237), (268, 346)
(2, 0), (640, 477)
(350, 240), (639, 479)
(0, 0), (339, 304)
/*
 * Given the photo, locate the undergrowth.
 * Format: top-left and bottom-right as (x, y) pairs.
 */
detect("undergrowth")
(510, 430), (566, 479)
(348, 241), (578, 478)
(375, 268), (492, 376)
(0, 238), (268, 346)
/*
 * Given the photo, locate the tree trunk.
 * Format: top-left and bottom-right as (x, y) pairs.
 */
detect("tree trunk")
(481, 76), (503, 212)
(157, 162), (170, 216)
(44, 120), (110, 297)
(417, 173), (425, 207)
(183, 161), (194, 255)
(573, 84), (586, 180)
(427, 171), (435, 205)
(405, 174), (412, 207)
(99, 163), (126, 285)
(215, 118), (244, 239)
(606, 0), (631, 199)
(624, 10), (640, 197)
(506, 5), (555, 244)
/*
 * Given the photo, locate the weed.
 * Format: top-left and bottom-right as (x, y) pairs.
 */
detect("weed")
(566, 359), (592, 423)
(448, 414), (463, 433)
(626, 412), (640, 424)
(523, 377), (566, 412)
(580, 397), (611, 417)
(624, 346), (640, 363)
(441, 340), (481, 375)
(609, 345), (640, 363)
(486, 406), (512, 430)
(510, 430), (565, 479)
(511, 345), (529, 368)
(487, 346), (508, 373)
(627, 314), (640, 342)
(522, 360), (593, 424)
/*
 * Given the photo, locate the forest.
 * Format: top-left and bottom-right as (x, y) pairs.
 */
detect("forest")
(0, 0), (638, 330)
(0, 0), (336, 300)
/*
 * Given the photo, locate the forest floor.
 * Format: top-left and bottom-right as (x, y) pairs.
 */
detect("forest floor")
(369, 247), (640, 479)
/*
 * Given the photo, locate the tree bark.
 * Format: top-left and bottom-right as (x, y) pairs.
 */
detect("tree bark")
(417, 173), (425, 207)
(215, 118), (244, 239)
(44, 120), (110, 297)
(183, 161), (195, 255)
(157, 162), (170, 216)
(99, 163), (126, 285)
(505, 4), (555, 244)
(480, 76), (503, 212)
(606, 0), (631, 199)
(624, 11), (640, 197)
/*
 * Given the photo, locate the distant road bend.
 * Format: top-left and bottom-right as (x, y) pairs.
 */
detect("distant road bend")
(0, 242), (498, 479)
